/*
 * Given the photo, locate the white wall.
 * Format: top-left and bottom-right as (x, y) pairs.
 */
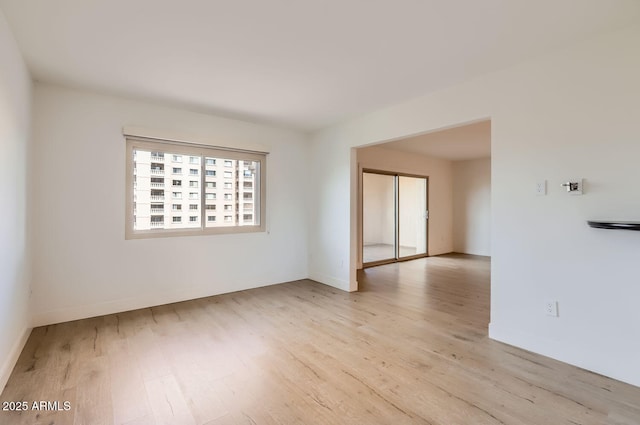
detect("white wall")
(31, 84), (309, 325)
(356, 146), (453, 268)
(0, 10), (32, 391)
(309, 24), (640, 387)
(453, 158), (491, 256)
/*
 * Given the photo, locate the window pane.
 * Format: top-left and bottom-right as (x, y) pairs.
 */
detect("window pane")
(202, 157), (259, 228)
(238, 160), (259, 226)
(128, 139), (264, 238)
(132, 147), (201, 231)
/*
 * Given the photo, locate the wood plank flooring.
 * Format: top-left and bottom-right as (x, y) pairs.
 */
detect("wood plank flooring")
(1, 253), (639, 424)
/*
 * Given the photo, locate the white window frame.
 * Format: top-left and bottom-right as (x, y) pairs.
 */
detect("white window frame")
(126, 136), (266, 239)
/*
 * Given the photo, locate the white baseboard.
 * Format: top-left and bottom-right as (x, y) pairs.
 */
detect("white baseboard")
(0, 326), (31, 393)
(32, 289), (247, 327)
(489, 322), (640, 388)
(31, 276), (309, 327)
(308, 271), (351, 292)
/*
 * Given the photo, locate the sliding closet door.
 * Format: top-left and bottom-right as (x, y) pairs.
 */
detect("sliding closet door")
(362, 172), (396, 264)
(398, 176), (428, 259)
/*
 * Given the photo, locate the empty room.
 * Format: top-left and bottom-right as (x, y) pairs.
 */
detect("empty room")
(1, 1), (640, 424)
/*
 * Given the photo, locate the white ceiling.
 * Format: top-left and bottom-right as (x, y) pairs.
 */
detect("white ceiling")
(376, 120), (491, 161)
(1, 1), (639, 131)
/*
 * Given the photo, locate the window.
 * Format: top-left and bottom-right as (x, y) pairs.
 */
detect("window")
(127, 137), (265, 238)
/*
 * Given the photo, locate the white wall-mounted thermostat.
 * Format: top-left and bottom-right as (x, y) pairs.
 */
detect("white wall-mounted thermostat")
(561, 179), (583, 195)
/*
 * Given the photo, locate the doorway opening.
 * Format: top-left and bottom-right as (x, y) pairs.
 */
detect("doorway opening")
(362, 169), (429, 268)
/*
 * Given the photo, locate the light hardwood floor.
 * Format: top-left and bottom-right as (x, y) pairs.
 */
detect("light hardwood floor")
(362, 243), (419, 263)
(1, 254), (639, 424)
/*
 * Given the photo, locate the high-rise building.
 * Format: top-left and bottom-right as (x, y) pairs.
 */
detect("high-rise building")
(133, 149), (257, 231)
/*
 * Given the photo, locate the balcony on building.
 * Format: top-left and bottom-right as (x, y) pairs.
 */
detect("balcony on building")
(150, 189), (165, 201)
(150, 204), (164, 214)
(150, 152), (165, 162)
(150, 177), (164, 188)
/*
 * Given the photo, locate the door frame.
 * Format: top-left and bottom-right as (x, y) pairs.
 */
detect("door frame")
(360, 168), (429, 268)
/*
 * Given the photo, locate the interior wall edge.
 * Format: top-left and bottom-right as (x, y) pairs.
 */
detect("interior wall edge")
(489, 322), (640, 388)
(0, 326), (31, 393)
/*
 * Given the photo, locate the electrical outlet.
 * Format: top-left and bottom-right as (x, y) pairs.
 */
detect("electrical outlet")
(536, 180), (547, 196)
(545, 300), (558, 317)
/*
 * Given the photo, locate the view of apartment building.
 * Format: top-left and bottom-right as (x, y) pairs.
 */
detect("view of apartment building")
(133, 149), (257, 230)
